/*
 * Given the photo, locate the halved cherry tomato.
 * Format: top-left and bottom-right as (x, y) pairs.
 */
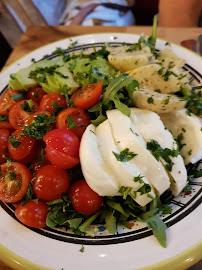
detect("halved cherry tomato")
(0, 89), (24, 115)
(27, 87), (46, 104)
(15, 200), (49, 228)
(8, 128), (36, 163)
(39, 93), (67, 113)
(56, 107), (90, 139)
(9, 100), (39, 129)
(0, 162), (31, 203)
(69, 180), (103, 215)
(44, 129), (80, 169)
(33, 165), (69, 201)
(0, 121), (14, 132)
(30, 152), (51, 174)
(70, 82), (102, 109)
(0, 129), (9, 163)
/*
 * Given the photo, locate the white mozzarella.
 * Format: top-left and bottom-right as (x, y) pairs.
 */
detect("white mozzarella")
(160, 109), (202, 165)
(107, 110), (170, 196)
(79, 124), (119, 196)
(130, 108), (187, 196)
(96, 120), (155, 206)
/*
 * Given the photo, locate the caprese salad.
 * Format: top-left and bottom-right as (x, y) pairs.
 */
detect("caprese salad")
(0, 17), (201, 248)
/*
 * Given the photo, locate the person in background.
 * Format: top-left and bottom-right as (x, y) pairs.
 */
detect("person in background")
(158, 0), (202, 27)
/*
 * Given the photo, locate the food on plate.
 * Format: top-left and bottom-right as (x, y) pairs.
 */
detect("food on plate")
(0, 16), (201, 248)
(160, 109), (202, 165)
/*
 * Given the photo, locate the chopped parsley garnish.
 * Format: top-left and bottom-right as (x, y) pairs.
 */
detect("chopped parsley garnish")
(8, 135), (21, 148)
(164, 96), (170, 105)
(137, 183), (151, 195)
(155, 89), (161, 93)
(133, 175), (144, 183)
(147, 97), (154, 104)
(29, 65), (60, 83)
(187, 149), (192, 156)
(79, 245), (84, 253)
(21, 113), (56, 139)
(185, 87), (202, 116)
(51, 102), (64, 115)
(20, 100), (34, 112)
(118, 186), (132, 199)
(112, 148), (137, 162)
(176, 133), (186, 150)
(21, 178), (35, 206)
(157, 67), (178, 81)
(165, 42), (171, 46)
(8, 171), (16, 180)
(147, 140), (179, 172)
(66, 116), (77, 129)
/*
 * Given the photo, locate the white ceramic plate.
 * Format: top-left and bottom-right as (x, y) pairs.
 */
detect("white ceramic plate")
(0, 33), (201, 270)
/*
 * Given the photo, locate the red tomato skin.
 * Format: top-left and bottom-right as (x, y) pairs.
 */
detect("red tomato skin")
(0, 89), (24, 115)
(15, 200), (49, 228)
(8, 129), (35, 161)
(0, 129), (9, 163)
(70, 82), (102, 109)
(27, 87), (46, 104)
(39, 93), (67, 113)
(69, 180), (103, 215)
(9, 100), (39, 129)
(33, 165), (69, 201)
(56, 107), (90, 139)
(0, 121), (14, 132)
(30, 155), (51, 174)
(0, 162), (31, 203)
(44, 129), (80, 169)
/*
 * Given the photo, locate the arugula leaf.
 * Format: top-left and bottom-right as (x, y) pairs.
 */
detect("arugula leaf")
(104, 210), (117, 234)
(102, 74), (135, 117)
(106, 200), (129, 217)
(147, 215), (167, 248)
(66, 218), (83, 229)
(79, 211), (101, 233)
(12, 94), (23, 101)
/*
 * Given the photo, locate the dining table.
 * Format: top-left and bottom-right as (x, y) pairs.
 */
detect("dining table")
(0, 25), (202, 270)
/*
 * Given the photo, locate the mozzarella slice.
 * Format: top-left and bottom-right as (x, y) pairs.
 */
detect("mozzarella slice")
(79, 124), (119, 196)
(130, 108), (187, 196)
(96, 119), (155, 206)
(107, 110), (170, 195)
(160, 109), (202, 165)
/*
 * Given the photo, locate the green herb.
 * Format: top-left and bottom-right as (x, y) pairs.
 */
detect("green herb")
(29, 65), (60, 83)
(178, 74), (187, 80)
(33, 90), (39, 98)
(31, 58), (36, 63)
(137, 183), (151, 195)
(182, 128), (186, 132)
(185, 87), (202, 116)
(89, 45), (110, 60)
(90, 130), (95, 134)
(21, 178), (35, 206)
(0, 114), (8, 122)
(158, 67), (164, 75)
(63, 85), (74, 107)
(183, 184), (192, 192)
(147, 97), (154, 104)
(155, 89), (161, 93)
(176, 133), (186, 150)
(147, 215), (167, 248)
(79, 245), (84, 253)
(187, 149), (192, 156)
(12, 94), (23, 101)
(8, 171), (16, 180)
(8, 135), (21, 148)
(21, 113), (56, 139)
(134, 175), (144, 184)
(20, 100), (34, 112)
(112, 148), (137, 162)
(164, 96), (170, 105)
(165, 42), (171, 46)
(55, 71), (69, 79)
(37, 148), (45, 163)
(118, 186), (132, 199)
(67, 116), (77, 129)
(51, 102), (64, 115)
(147, 140), (179, 172)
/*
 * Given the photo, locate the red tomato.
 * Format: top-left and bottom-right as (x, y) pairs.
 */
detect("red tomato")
(15, 200), (49, 228)
(0, 129), (9, 163)
(56, 107), (90, 139)
(44, 129), (80, 169)
(70, 82), (102, 109)
(8, 129), (36, 163)
(0, 162), (31, 203)
(30, 152), (51, 174)
(0, 89), (24, 115)
(27, 87), (46, 104)
(69, 180), (103, 215)
(9, 100), (39, 129)
(33, 165), (69, 201)
(0, 121), (14, 132)
(39, 93), (67, 113)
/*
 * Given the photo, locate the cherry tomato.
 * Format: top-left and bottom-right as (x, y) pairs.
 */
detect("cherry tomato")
(39, 93), (67, 113)
(27, 87), (46, 104)
(56, 107), (90, 139)
(30, 150), (51, 174)
(8, 129), (36, 163)
(69, 180), (103, 215)
(0, 129), (9, 163)
(9, 100), (39, 129)
(70, 82), (102, 109)
(0, 89), (24, 115)
(0, 121), (14, 132)
(33, 165), (69, 201)
(15, 200), (49, 228)
(0, 162), (31, 203)
(44, 129), (80, 169)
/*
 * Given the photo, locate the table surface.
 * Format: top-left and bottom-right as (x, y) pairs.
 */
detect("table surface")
(1, 25), (202, 270)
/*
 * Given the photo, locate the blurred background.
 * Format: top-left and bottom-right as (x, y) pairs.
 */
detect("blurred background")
(0, 0), (201, 69)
